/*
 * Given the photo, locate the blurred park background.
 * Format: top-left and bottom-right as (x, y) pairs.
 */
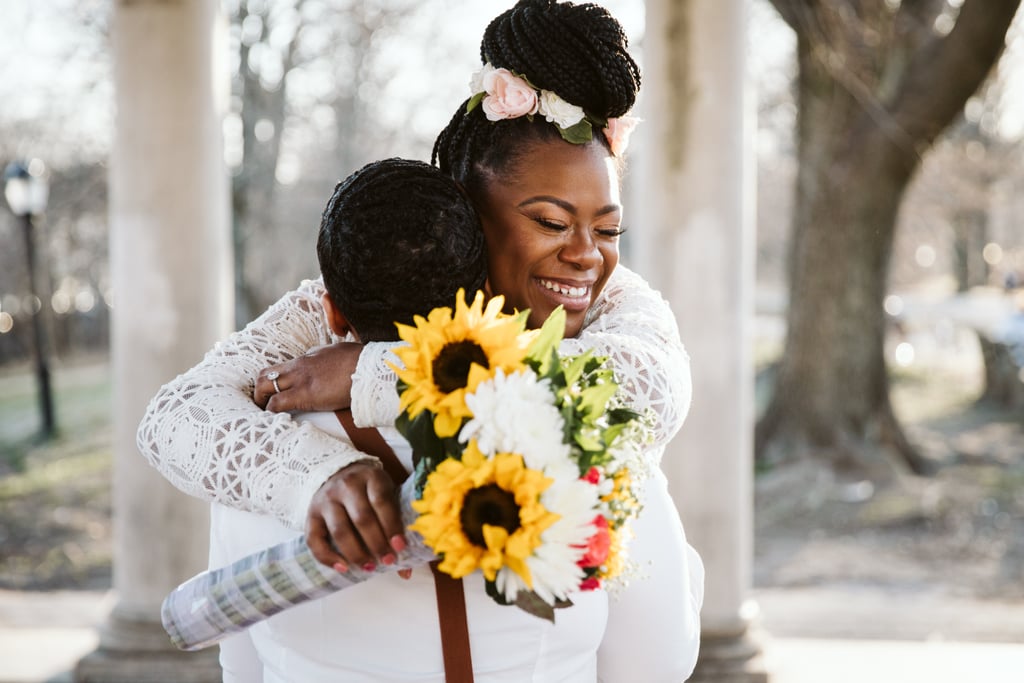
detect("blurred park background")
(1, 0), (1024, 681)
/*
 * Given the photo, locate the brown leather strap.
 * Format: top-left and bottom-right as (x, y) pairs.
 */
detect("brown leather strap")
(430, 562), (474, 683)
(334, 409), (409, 484)
(333, 409), (474, 681)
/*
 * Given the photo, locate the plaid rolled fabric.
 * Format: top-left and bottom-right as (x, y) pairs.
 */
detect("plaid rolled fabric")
(162, 478), (435, 651)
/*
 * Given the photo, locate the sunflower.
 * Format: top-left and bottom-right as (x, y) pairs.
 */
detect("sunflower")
(390, 289), (533, 438)
(410, 440), (560, 586)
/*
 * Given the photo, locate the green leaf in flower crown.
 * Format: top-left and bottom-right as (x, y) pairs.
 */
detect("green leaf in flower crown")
(586, 110), (608, 129)
(558, 119), (593, 145)
(467, 91), (485, 113)
(526, 306), (565, 373)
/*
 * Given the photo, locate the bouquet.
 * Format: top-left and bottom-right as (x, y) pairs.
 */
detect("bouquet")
(160, 290), (649, 649)
(392, 289), (647, 621)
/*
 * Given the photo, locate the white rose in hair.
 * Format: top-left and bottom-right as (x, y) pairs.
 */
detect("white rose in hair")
(481, 68), (539, 121)
(538, 90), (585, 129)
(469, 63), (497, 95)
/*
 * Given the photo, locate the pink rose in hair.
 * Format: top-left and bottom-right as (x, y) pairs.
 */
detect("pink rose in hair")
(603, 116), (641, 156)
(481, 68), (539, 121)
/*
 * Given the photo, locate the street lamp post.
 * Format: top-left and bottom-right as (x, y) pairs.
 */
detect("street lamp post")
(4, 159), (56, 439)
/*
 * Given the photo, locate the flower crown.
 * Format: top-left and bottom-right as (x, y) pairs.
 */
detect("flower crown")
(467, 63), (639, 156)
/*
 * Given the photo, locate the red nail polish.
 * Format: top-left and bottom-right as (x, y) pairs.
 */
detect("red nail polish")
(381, 553), (396, 566)
(390, 535), (407, 553)
(362, 562), (377, 572)
(333, 562), (348, 573)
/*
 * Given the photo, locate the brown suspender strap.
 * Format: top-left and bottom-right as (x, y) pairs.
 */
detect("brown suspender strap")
(333, 409), (474, 682)
(430, 562), (474, 683)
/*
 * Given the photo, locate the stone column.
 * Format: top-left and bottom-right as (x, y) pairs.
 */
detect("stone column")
(633, 0), (767, 680)
(76, 0), (230, 680)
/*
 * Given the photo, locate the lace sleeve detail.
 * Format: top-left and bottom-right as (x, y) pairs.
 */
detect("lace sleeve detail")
(350, 341), (402, 428)
(560, 266), (691, 450)
(137, 278), (377, 530)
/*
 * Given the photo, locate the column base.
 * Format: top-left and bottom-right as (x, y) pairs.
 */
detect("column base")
(74, 610), (221, 683)
(688, 629), (769, 683)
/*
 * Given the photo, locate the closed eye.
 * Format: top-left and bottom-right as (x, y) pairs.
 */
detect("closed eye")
(535, 217), (569, 231)
(598, 226), (627, 238)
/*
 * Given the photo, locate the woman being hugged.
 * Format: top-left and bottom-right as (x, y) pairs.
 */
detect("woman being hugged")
(140, 1), (701, 680)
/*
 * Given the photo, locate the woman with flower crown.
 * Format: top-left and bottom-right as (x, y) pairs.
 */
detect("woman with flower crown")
(139, 1), (702, 681)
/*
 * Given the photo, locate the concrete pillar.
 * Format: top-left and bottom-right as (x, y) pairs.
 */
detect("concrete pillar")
(76, 0), (230, 680)
(634, 0), (767, 680)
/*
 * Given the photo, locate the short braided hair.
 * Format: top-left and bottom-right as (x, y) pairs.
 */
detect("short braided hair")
(432, 0), (640, 198)
(317, 158), (486, 342)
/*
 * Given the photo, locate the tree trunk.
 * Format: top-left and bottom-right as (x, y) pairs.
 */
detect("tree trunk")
(759, 0), (1020, 479)
(757, 35), (924, 476)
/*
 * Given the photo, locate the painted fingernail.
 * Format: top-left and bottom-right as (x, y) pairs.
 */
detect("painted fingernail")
(333, 561), (349, 573)
(381, 553), (396, 566)
(362, 562), (377, 572)
(398, 568), (413, 580)
(390, 535), (407, 553)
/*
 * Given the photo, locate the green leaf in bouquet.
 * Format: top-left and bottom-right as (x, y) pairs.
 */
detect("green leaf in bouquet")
(513, 590), (574, 623)
(526, 306), (566, 373)
(581, 354), (607, 376)
(577, 381), (617, 421)
(602, 421), (630, 447)
(574, 428), (604, 452)
(561, 350), (596, 388)
(606, 406), (641, 426)
(396, 410), (447, 466)
(485, 578), (514, 606)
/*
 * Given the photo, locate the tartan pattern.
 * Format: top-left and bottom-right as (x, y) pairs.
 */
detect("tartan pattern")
(162, 484), (434, 651)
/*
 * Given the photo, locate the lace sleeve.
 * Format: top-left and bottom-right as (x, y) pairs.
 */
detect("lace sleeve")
(137, 278), (377, 530)
(561, 266), (691, 450)
(350, 342), (402, 428)
(350, 266), (691, 451)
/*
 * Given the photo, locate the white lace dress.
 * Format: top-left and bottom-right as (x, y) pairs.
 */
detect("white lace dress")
(137, 265), (693, 531)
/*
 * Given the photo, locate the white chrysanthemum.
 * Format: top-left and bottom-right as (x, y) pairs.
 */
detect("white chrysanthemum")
(538, 90), (585, 129)
(460, 369), (571, 472)
(494, 476), (599, 603)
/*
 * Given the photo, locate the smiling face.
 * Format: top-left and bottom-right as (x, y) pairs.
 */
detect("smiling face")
(473, 138), (622, 338)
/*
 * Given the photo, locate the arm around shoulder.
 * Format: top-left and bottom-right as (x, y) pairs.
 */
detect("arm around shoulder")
(136, 279), (377, 529)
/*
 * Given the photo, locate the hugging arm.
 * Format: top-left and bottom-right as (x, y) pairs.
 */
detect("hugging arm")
(136, 278), (378, 530)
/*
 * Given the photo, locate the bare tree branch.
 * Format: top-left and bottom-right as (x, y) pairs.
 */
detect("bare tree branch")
(889, 0), (1021, 153)
(768, 0), (819, 31)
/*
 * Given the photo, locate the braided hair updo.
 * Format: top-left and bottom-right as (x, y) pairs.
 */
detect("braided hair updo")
(432, 0), (641, 198)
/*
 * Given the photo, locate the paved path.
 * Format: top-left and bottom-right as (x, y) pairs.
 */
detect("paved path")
(2, 587), (1024, 682)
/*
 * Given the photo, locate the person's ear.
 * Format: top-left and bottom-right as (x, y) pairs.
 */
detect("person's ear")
(322, 293), (361, 342)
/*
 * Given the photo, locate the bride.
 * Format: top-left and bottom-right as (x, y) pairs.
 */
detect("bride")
(142, 2), (704, 681)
